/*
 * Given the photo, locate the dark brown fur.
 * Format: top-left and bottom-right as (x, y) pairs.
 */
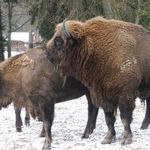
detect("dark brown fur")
(47, 16), (150, 145)
(0, 47), (98, 150)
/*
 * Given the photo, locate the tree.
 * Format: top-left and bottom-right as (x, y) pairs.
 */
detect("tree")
(28, 23), (33, 48)
(0, 2), (5, 61)
(28, 0), (103, 41)
(4, 0), (18, 57)
(135, 0), (141, 24)
(25, 0), (150, 41)
(102, 0), (117, 19)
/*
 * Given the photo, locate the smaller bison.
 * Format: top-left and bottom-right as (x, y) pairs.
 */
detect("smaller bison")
(0, 47), (98, 150)
(46, 16), (150, 145)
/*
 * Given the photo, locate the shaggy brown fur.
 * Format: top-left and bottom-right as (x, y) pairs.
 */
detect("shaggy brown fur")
(0, 47), (98, 150)
(47, 16), (150, 145)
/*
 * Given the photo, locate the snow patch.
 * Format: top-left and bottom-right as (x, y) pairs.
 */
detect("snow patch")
(0, 97), (150, 150)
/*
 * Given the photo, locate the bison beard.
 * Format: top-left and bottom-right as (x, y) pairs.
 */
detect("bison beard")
(47, 16), (150, 145)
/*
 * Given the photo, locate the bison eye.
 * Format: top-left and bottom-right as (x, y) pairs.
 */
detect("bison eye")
(54, 37), (64, 50)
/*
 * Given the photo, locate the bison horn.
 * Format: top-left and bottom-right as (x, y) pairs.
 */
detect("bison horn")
(62, 76), (67, 87)
(62, 18), (71, 38)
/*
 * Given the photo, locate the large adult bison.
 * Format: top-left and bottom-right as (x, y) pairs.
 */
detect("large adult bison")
(0, 47), (99, 150)
(46, 16), (150, 145)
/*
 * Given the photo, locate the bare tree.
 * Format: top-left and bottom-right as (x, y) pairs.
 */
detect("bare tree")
(102, 0), (117, 19)
(29, 23), (33, 48)
(0, 1), (5, 61)
(7, 0), (13, 57)
(135, 0), (141, 24)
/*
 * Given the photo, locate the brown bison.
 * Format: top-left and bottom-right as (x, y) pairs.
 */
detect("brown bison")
(0, 47), (98, 150)
(46, 16), (150, 145)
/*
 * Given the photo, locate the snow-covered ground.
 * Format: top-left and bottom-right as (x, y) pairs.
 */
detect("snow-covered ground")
(0, 97), (150, 150)
(0, 51), (150, 150)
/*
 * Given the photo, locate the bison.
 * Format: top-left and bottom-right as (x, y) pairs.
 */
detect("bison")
(0, 47), (98, 150)
(46, 16), (150, 145)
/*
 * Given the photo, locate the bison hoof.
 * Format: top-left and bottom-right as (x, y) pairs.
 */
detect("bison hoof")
(82, 132), (90, 139)
(82, 128), (94, 139)
(38, 116), (43, 122)
(16, 125), (22, 132)
(42, 138), (52, 150)
(42, 143), (51, 150)
(141, 122), (149, 130)
(25, 118), (30, 126)
(40, 132), (45, 137)
(101, 136), (115, 144)
(101, 132), (116, 144)
(42, 146), (51, 150)
(121, 133), (132, 145)
(16, 127), (22, 132)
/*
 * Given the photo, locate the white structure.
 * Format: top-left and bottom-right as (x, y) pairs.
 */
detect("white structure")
(11, 32), (29, 43)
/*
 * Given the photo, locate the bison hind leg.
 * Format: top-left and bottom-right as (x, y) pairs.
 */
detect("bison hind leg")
(141, 98), (150, 129)
(101, 110), (116, 144)
(119, 102), (135, 145)
(14, 106), (23, 132)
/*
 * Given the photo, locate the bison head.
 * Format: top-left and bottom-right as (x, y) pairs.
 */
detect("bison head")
(46, 19), (84, 75)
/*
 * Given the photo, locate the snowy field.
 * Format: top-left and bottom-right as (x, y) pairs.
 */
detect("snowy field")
(0, 51), (150, 150)
(0, 97), (150, 150)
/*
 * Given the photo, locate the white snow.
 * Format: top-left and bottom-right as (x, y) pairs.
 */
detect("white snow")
(0, 52), (150, 150)
(4, 50), (23, 59)
(0, 97), (150, 150)
(11, 32), (29, 43)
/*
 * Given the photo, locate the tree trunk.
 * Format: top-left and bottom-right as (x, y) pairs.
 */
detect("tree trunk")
(135, 0), (141, 24)
(0, 3), (4, 62)
(102, 0), (117, 19)
(29, 24), (33, 48)
(7, 0), (12, 58)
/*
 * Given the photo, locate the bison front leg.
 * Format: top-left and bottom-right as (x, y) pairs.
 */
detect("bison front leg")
(14, 106), (23, 132)
(141, 97), (150, 129)
(40, 101), (54, 150)
(101, 109), (116, 144)
(82, 91), (99, 138)
(119, 101), (135, 145)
